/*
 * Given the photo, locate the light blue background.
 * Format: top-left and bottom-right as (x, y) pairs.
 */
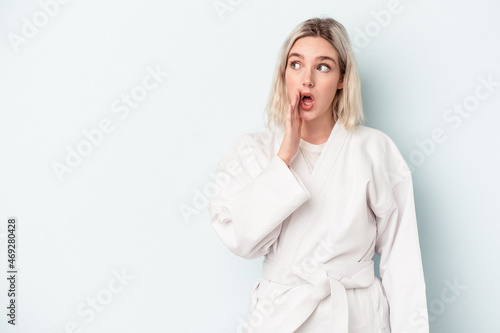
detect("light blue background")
(1, 0), (499, 332)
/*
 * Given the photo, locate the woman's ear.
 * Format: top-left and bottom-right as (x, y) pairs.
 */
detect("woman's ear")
(337, 74), (344, 89)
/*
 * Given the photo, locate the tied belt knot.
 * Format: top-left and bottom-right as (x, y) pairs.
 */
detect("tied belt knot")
(261, 258), (375, 332)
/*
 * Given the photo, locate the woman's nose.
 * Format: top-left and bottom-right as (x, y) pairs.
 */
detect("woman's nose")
(302, 72), (314, 87)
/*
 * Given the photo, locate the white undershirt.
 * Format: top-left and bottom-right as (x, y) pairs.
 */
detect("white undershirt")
(299, 138), (326, 174)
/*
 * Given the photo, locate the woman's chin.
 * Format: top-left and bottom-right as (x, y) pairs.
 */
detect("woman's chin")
(299, 110), (315, 121)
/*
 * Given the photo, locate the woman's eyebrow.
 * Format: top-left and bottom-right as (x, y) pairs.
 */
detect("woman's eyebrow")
(317, 56), (337, 64)
(288, 53), (337, 65)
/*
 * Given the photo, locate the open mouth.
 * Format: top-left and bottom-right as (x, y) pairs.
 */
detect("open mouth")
(300, 93), (314, 110)
(302, 96), (313, 105)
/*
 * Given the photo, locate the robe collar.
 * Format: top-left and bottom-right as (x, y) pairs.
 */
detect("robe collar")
(290, 121), (350, 194)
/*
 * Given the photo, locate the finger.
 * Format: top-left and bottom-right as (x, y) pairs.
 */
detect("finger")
(289, 93), (297, 124)
(291, 92), (298, 110)
(290, 93), (297, 114)
(294, 91), (300, 121)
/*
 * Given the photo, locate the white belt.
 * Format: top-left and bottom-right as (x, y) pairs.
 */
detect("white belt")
(261, 259), (375, 332)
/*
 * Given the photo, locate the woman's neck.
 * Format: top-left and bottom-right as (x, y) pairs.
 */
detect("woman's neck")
(300, 117), (335, 145)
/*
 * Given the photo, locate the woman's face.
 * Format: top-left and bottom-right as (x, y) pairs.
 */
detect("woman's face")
(285, 36), (344, 124)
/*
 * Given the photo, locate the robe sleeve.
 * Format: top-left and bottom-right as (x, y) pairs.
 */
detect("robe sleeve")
(208, 134), (311, 260)
(374, 174), (429, 333)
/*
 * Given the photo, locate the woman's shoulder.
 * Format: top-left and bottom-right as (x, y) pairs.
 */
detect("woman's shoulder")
(351, 124), (412, 180)
(351, 124), (394, 145)
(237, 126), (284, 155)
(245, 126), (284, 145)
(351, 124), (403, 153)
(218, 126), (283, 168)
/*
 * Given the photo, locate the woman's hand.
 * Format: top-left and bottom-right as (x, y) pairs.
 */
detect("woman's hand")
(277, 89), (302, 166)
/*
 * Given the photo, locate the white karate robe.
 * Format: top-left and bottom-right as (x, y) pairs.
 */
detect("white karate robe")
(208, 121), (429, 333)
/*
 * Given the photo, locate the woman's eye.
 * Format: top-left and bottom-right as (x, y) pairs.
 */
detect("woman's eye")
(318, 64), (330, 72)
(290, 61), (300, 70)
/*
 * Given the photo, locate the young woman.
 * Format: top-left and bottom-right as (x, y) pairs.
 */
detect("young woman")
(208, 17), (429, 333)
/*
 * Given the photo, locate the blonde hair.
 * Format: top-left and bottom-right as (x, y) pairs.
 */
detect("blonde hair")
(265, 17), (365, 132)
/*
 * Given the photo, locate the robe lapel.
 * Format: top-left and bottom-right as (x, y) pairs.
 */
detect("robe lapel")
(292, 121), (350, 193)
(278, 121), (351, 264)
(311, 121), (349, 190)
